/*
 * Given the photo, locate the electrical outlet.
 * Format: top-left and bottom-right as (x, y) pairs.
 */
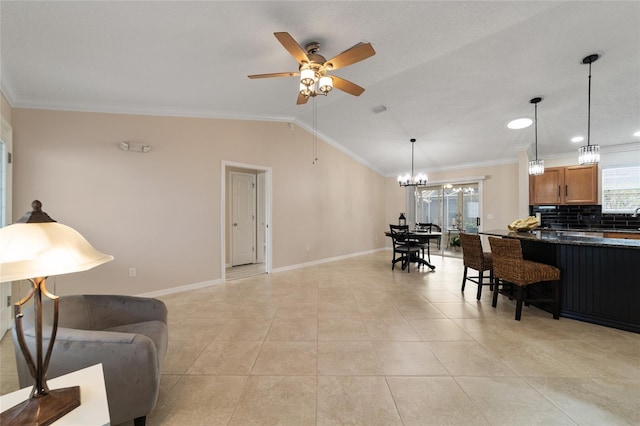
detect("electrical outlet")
(128, 267), (137, 278)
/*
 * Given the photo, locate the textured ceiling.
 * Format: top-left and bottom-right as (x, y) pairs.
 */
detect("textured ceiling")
(1, 1), (639, 176)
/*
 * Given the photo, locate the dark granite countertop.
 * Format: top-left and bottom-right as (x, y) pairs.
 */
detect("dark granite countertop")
(537, 227), (640, 234)
(481, 229), (640, 249)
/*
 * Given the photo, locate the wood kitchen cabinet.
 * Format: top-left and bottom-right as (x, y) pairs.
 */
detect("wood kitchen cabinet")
(529, 164), (598, 205)
(604, 232), (640, 240)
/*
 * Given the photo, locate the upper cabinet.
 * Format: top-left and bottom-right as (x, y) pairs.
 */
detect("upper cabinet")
(529, 164), (598, 205)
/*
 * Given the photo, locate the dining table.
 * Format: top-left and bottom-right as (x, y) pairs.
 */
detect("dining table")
(385, 229), (441, 271)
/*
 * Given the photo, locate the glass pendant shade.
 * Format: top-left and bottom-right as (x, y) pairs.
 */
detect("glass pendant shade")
(528, 159), (545, 176)
(578, 144), (600, 165)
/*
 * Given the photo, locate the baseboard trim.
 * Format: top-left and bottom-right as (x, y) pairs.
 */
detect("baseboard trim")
(271, 248), (386, 273)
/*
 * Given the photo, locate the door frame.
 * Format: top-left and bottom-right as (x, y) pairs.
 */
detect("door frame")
(221, 161), (272, 282)
(1, 116), (13, 338)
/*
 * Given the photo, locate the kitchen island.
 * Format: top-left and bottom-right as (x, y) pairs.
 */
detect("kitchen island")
(481, 229), (640, 333)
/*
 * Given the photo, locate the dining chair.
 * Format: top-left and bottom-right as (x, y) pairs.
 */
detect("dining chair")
(459, 233), (494, 300)
(408, 224), (431, 263)
(488, 237), (561, 321)
(416, 222), (442, 250)
(389, 224), (421, 272)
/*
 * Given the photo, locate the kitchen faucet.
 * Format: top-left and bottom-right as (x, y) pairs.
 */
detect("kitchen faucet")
(633, 207), (640, 217)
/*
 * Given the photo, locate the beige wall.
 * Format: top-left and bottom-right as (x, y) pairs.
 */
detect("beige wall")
(385, 178), (407, 231)
(11, 109), (387, 296)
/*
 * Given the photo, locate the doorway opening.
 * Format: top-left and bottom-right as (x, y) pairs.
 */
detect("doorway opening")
(222, 161), (272, 282)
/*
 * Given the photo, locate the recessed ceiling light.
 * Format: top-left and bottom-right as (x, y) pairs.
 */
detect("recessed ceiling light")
(634, 130), (640, 137)
(507, 118), (532, 130)
(571, 136), (584, 143)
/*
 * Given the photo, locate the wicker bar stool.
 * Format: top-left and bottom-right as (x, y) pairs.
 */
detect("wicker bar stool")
(460, 233), (494, 300)
(488, 237), (561, 321)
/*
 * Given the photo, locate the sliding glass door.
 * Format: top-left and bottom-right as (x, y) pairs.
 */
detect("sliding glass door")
(415, 181), (481, 258)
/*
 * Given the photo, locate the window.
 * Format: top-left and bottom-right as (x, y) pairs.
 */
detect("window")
(601, 165), (640, 213)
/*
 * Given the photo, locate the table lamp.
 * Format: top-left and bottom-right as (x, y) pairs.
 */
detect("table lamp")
(0, 200), (113, 425)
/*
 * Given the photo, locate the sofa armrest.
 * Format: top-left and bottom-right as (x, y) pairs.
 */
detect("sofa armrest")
(81, 295), (168, 329)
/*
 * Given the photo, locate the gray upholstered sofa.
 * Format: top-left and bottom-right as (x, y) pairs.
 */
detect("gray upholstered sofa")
(12, 294), (168, 426)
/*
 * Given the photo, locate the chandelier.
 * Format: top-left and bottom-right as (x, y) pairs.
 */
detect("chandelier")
(578, 54), (600, 165)
(528, 97), (545, 176)
(398, 138), (428, 187)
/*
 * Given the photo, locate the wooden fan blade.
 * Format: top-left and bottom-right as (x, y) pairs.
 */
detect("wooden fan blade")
(331, 76), (365, 96)
(274, 32), (309, 64)
(297, 92), (309, 105)
(324, 42), (375, 70)
(248, 71), (299, 79)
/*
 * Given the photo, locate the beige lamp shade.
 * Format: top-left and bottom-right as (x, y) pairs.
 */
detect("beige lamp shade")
(0, 222), (113, 282)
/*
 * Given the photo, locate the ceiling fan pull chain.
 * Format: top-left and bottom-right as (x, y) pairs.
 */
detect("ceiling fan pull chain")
(313, 97), (318, 165)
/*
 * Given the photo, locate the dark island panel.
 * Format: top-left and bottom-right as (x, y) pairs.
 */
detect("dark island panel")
(481, 229), (640, 333)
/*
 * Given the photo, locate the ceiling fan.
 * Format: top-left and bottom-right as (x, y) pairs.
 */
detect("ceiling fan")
(248, 32), (375, 105)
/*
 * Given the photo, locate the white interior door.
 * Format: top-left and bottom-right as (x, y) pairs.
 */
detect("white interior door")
(231, 172), (256, 266)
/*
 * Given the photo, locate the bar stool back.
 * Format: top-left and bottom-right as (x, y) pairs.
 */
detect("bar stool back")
(460, 233), (494, 300)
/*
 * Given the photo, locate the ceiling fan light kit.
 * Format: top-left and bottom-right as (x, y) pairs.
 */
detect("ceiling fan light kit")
(248, 32), (375, 105)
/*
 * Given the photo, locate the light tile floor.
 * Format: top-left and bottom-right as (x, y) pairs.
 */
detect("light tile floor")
(2, 251), (639, 425)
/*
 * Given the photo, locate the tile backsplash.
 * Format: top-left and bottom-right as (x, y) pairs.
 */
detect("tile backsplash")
(529, 205), (640, 231)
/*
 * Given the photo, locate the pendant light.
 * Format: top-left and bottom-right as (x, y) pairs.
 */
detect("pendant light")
(528, 97), (544, 176)
(578, 54), (600, 165)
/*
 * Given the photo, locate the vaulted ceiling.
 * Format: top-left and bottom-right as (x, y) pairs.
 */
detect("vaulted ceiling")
(2, 1), (639, 176)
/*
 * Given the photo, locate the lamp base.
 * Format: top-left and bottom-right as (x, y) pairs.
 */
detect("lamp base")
(0, 386), (81, 426)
